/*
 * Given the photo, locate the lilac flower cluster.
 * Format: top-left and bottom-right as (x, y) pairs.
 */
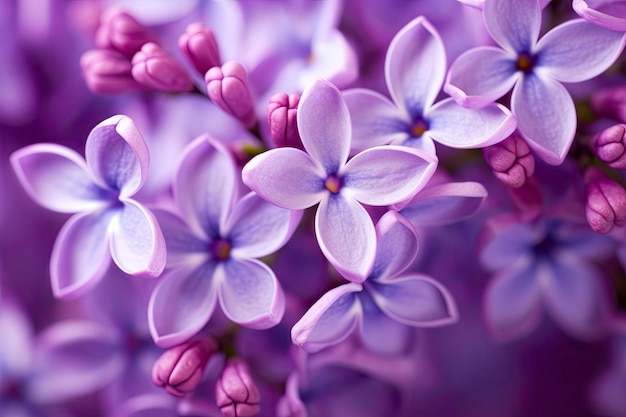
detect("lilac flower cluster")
(5, 0), (626, 416)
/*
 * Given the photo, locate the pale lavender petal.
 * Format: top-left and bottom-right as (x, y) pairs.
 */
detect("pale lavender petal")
(316, 195), (377, 283)
(385, 16), (446, 119)
(217, 258), (285, 329)
(85, 115), (150, 197)
(542, 256), (611, 339)
(109, 200), (166, 278)
(397, 132), (437, 155)
(535, 18), (626, 82)
(50, 210), (113, 299)
(398, 182), (488, 227)
(480, 221), (539, 271)
(369, 275), (458, 327)
(174, 135), (237, 239)
(297, 78), (351, 173)
(574, 0), (626, 31)
(149, 263), (218, 348)
(483, 258), (543, 341)
(242, 147), (326, 210)
(307, 29), (358, 89)
(512, 74), (576, 165)
(359, 292), (412, 355)
(342, 146), (438, 206)
(291, 283), (362, 352)
(370, 211), (419, 280)
(483, 0), (541, 52)
(0, 294), (33, 377)
(152, 209), (208, 269)
(444, 47), (519, 108)
(10, 144), (108, 213)
(343, 89), (410, 152)
(226, 193), (303, 259)
(427, 98), (517, 148)
(28, 321), (124, 403)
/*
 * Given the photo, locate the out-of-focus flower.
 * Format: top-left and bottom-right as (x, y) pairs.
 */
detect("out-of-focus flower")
(179, 22), (221, 76)
(95, 8), (155, 57)
(216, 358), (261, 417)
(80, 49), (142, 95)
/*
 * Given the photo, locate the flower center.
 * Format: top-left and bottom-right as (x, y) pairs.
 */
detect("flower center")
(210, 239), (232, 261)
(516, 52), (534, 73)
(324, 174), (342, 194)
(411, 118), (429, 138)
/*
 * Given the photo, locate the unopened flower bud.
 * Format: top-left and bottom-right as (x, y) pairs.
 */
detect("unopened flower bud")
(584, 167), (626, 234)
(131, 43), (194, 93)
(483, 134), (535, 188)
(95, 9), (155, 57)
(205, 61), (257, 129)
(268, 93), (302, 149)
(591, 124), (626, 169)
(215, 358), (260, 417)
(80, 49), (141, 94)
(152, 337), (218, 397)
(178, 23), (221, 75)
(591, 86), (626, 124)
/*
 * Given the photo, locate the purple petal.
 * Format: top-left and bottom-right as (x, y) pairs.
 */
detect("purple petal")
(398, 182), (488, 227)
(152, 209), (208, 269)
(217, 258), (285, 329)
(483, 0), (541, 52)
(226, 193), (302, 259)
(149, 263), (218, 348)
(28, 321), (124, 403)
(291, 283), (362, 352)
(307, 29), (359, 89)
(385, 16), (446, 118)
(479, 220), (539, 272)
(0, 294), (34, 376)
(542, 256), (611, 339)
(113, 394), (178, 417)
(242, 147), (326, 210)
(50, 210), (113, 299)
(297, 78), (351, 174)
(343, 89), (410, 152)
(370, 211), (419, 280)
(342, 146), (438, 206)
(369, 275), (458, 327)
(427, 98), (517, 148)
(359, 292), (412, 355)
(574, 0), (626, 31)
(85, 115), (150, 198)
(444, 47), (519, 108)
(535, 18), (626, 82)
(512, 74), (576, 165)
(316, 195), (377, 283)
(109, 200), (166, 278)
(174, 135), (237, 239)
(483, 258), (543, 341)
(11, 144), (108, 213)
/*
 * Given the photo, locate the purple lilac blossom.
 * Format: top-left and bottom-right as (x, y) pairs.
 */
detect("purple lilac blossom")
(445, 0), (626, 164)
(243, 78), (438, 281)
(10, 115), (166, 299)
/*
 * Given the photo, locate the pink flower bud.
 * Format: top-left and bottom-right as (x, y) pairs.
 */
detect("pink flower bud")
(80, 49), (141, 95)
(585, 167), (626, 234)
(131, 43), (194, 93)
(268, 93), (302, 149)
(205, 61), (257, 129)
(216, 358), (260, 417)
(152, 337), (218, 397)
(178, 22), (221, 75)
(95, 8), (155, 57)
(483, 134), (535, 188)
(591, 86), (626, 124)
(591, 124), (626, 169)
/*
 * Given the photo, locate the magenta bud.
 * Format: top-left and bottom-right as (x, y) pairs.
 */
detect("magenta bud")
(591, 124), (626, 169)
(95, 8), (155, 57)
(178, 22), (221, 75)
(483, 134), (535, 188)
(591, 86), (626, 124)
(80, 49), (141, 95)
(268, 93), (302, 149)
(131, 42), (194, 93)
(152, 337), (218, 397)
(584, 167), (626, 234)
(205, 61), (257, 129)
(216, 358), (260, 417)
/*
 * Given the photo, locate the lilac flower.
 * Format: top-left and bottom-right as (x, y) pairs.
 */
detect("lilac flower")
(292, 211), (457, 355)
(243, 79), (438, 281)
(10, 115), (166, 299)
(148, 135), (302, 347)
(445, 0), (626, 164)
(343, 16), (516, 155)
(573, 0), (626, 31)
